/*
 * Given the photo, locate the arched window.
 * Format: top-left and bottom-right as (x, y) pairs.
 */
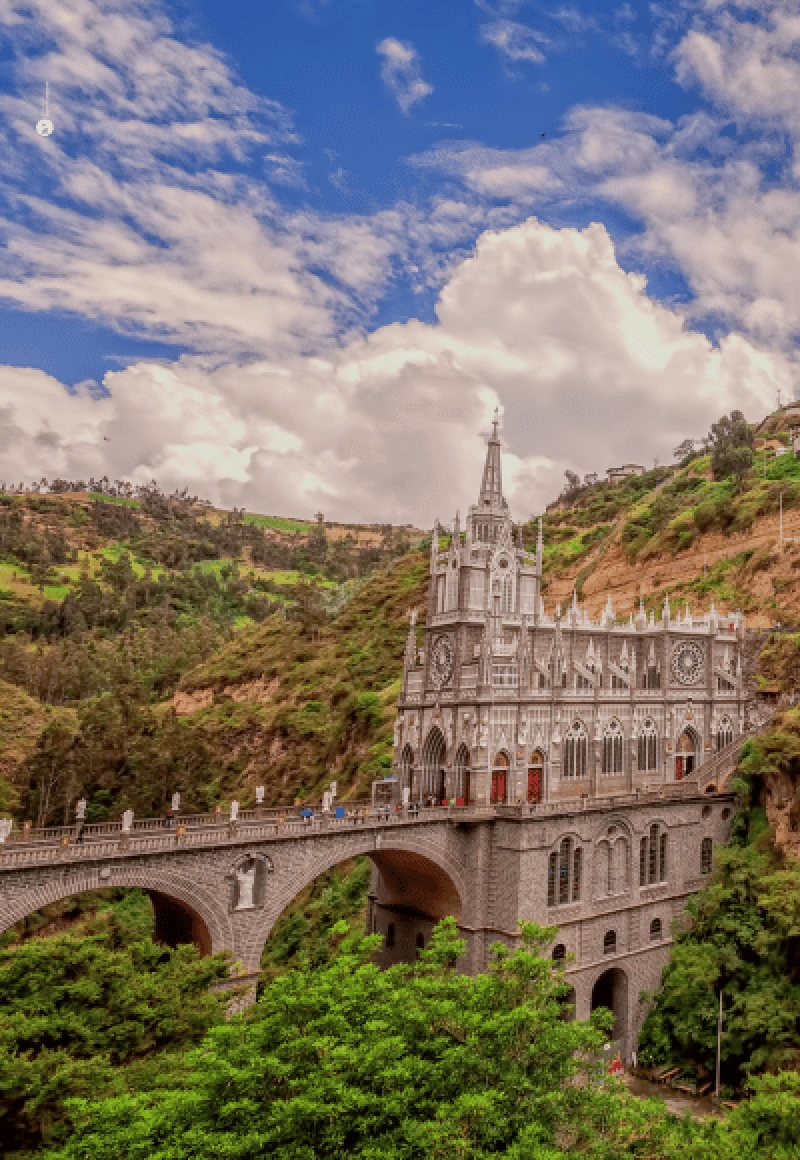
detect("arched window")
(527, 750), (544, 804)
(547, 852), (557, 906)
(701, 836), (713, 875)
(491, 752), (509, 804)
(573, 846), (582, 901)
(501, 574), (513, 613)
(716, 716), (734, 752)
(640, 824), (667, 885)
(602, 719), (624, 775)
(603, 930), (617, 956)
(548, 836), (581, 906)
(552, 943), (566, 965)
(637, 719), (658, 772)
(563, 721), (588, 778)
(559, 837), (572, 905)
(386, 923), (396, 948)
(454, 743), (471, 806)
(421, 729), (446, 801)
(649, 918), (662, 941)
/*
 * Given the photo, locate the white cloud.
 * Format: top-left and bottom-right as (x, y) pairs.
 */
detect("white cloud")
(0, 0), (411, 358)
(2, 218), (786, 523)
(376, 38), (433, 115)
(480, 18), (548, 63)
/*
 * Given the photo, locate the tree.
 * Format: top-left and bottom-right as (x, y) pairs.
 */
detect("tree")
(45, 920), (626, 1159)
(709, 411), (755, 486)
(673, 438), (696, 463)
(0, 910), (230, 1153)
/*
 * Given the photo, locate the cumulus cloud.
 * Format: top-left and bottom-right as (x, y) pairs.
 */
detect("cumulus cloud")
(0, 0), (409, 357)
(3, 219), (786, 524)
(376, 38), (433, 115)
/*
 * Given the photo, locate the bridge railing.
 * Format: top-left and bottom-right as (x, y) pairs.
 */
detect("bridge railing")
(0, 785), (740, 868)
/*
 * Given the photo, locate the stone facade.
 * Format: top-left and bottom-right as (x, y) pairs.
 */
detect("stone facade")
(394, 418), (747, 807)
(384, 420), (747, 1054)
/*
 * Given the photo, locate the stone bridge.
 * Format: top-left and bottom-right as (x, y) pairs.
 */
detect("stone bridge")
(0, 779), (736, 1059)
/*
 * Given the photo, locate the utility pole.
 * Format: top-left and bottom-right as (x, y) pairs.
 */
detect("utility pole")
(715, 986), (723, 1100)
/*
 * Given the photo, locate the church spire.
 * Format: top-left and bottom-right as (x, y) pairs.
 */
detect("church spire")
(478, 408), (504, 506)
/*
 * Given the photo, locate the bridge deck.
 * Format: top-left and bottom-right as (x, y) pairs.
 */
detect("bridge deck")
(0, 780), (731, 871)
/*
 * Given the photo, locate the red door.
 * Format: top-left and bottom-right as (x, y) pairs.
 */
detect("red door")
(527, 767), (542, 803)
(491, 770), (507, 804)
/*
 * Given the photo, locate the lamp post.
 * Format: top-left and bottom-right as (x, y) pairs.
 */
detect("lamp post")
(715, 986), (723, 1101)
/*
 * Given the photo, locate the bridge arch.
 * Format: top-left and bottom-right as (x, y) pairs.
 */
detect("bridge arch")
(0, 866), (233, 959)
(239, 833), (467, 974)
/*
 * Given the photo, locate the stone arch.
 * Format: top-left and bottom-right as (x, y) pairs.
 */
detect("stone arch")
(420, 727), (447, 801)
(591, 966), (629, 1053)
(239, 834), (467, 974)
(0, 866), (232, 958)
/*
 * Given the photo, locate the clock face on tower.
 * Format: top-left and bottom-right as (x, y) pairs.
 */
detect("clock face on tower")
(430, 634), (455, 688)
(671, 641), (704, 685)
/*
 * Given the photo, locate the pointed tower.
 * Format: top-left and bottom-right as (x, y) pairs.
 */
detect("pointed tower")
(479, 409), (503, 507)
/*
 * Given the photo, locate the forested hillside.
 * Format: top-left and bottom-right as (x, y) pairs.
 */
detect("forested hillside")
(0, 482), (424, 827)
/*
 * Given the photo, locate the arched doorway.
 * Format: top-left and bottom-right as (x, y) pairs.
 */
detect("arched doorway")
(674, 729), (697, 780)
(491, 751), (509, 804)
(454, 744), (471, 806)
(591, 968), (629, 1056)
(527, 750), (545, 803)
(421, 728), (446, 803)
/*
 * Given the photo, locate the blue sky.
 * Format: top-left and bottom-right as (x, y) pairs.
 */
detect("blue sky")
(0, 1), (797, 521)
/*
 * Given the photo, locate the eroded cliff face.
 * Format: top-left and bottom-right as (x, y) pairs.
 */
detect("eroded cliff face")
(738, 699), (800, 857)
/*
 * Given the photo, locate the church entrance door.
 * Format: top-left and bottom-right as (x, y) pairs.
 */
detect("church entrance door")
(527, 751), (544, 803)
(674, 730), (696, 780)
(491, 752), (509, 804)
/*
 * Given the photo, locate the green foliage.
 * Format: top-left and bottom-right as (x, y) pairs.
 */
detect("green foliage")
(260, 857), (371, 980)
(638, 840), (800, 1087)
(43, 920), (621, 1160)
(0, 903), (230, 1154)
(710, 411), (756, 486)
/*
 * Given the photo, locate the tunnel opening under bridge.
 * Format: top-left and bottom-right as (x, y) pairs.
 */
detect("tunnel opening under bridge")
(2, 886), (214, 959)
(259, 846), (465, 977)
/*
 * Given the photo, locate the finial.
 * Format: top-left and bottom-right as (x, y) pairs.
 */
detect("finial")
(492, 407), (500, 440)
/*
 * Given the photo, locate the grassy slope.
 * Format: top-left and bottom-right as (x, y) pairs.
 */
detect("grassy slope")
(533, 434), (800, 628)
(172, 552), (428, 806)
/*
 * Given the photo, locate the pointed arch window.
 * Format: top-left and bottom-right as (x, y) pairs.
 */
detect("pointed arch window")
(637, 719), (658, 772)
(563, 721), (588, 778)
(421, 729), (446, 801)
(602, 719), (624, 775)
(716, 716), (734, 752)
(501, 574), (513, 613)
